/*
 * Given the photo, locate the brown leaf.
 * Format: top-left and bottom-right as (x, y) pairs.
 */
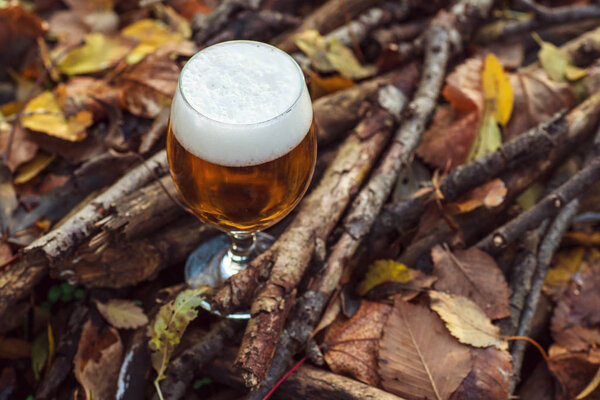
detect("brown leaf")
(95, 299), (149, 329)
(443, 58), (484, 112)
(0, 243), (12, 266)
(0, 336), (31, 359)
(74, 320), (123, 400)
(0, 123), (38, 172)
(548, 345), (600, 400)
(0, 5), (47, 46)
(504, 70), (575, 140)
(551, 267), (600, 353)
(118, 53), (179, 118)
(323, 300), (392, 386)
(55, 77), (120, 120)
(431, 245), (510, 320)
(544, 247), (597, 301)
(417, 106), (480, 169)
(429, 291), (508, 351)
(450, 347), (512, 400)
(446, 179), (507, 214)
(378, 297), (472, 400)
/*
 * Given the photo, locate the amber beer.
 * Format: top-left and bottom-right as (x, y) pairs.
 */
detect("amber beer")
(167, 122), (316, 231)
(167, 40), (316, 233)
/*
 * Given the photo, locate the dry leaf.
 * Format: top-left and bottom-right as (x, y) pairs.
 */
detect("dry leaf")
(0, 164), (17, 233)
(482, 53), (513, 126)
(378, 297), (472, 400)
(548, 345), (600, 400)
(74, 320), (123, 400)
(429, 290), (508, 351)
(431, 245), (510, 320)
(534, 33), (570, 82)
(544, 247), (594, 300)
(447, 179), (507, 214)
(0, 337), (31, 359)
(55, 77), (119, 119)
(13, 153), (55, 185)
(504, 70), (575, 140)
(450, 347), (512, 400)
(323, 300), (391, 386)
(0, 122), (38, 172)
(358, 260), (414, 295)
(309, 73), (355, 100)
(95, 299), (149, 330)
(0, 5), (47, 42)
(57, 33), (133, 75)
(443, 58), (484, 112)
(22, 91), (93, 141)
(577, 366), (600, 400)
(551, 268), (600, 353)
(118, 52), (179, 118)
(121, 19), (184, 64)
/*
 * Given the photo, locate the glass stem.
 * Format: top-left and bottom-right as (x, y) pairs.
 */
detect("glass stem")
(220, 232), (255, 280)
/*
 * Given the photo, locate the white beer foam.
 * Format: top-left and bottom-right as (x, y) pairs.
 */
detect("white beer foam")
(171, 41), (313, 167)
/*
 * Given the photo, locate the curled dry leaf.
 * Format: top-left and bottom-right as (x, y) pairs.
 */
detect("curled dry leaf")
(431, 245), (510, 320)
(548, 345), (600, 400)
(117, 52), (180, 118)
(429, 290), (508, 351)
(446, 178), (507, 214)
(74, 320), (123, 400)
(22, 91), (93, 142)
(95, 299), (149, 330)
(323, 300), (392, 386)
(449, 347), (512, 400)
(378, 297), (472, 400)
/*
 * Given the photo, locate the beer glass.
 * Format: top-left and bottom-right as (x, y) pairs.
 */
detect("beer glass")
(167, 41), (316, 317)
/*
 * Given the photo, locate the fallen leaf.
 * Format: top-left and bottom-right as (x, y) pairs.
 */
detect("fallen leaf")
(95, 299), (149, 329)
(294, 30), (376, 79)
(534, 33), (570, 82)
(147, 288), (207, 382)
(481, 53), (513, 126)
(0, 122), (38, 171)
(57, 33), (133, 75)
(544, 247), (592, 300)
(517, 182), (544, 211)
(0, 164), (17, 233)
(566, 65), (588, 81)
(392, 159), (431, 203)
(466, 111), (502, 162)
(0, 5), (47, 43)
(577, 366), (600, 399)
(121, 19), (184, 64)
(309, 73), (355, 100)
(55, 77), (119, 119)
(447, 179), (507, 214)
(479, 41), (524, 70)
(548, 345), (600, 400)
(31, 330), (48, 380)
(0, 336), (31, 358)
(74, 320), (123, 400)
(170, 0), (212, 19)
(429, 290), (508, 351)
(0, 243), (12, 266)
(117, 52), (179, 118)
(23, 91), (93, 141)
(431, 245), (510, 320)
(153, 4), (192, 39)
(504, 70), (575, 140)
(13, 153), (55, 185)
(551, 268), (600, 353)
(450, 347), (512, 400)
(358, 260), (414, 295)
(323, 300), (391, 386)
(378, 297), (472, 400)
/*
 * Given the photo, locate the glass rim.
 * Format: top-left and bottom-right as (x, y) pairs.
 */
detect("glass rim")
(176, 40), (308, 127)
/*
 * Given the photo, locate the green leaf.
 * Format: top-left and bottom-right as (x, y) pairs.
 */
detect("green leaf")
(47, 286), (60, 304)
(57, 33), (133, 75)
(60, 282), (75, 294)
(147, 288), (208, 383)
(466, 111), (502, 163)
(193, 377), (212, 390)
(533, 32), (570, 82)
(31, 331), (48, 381)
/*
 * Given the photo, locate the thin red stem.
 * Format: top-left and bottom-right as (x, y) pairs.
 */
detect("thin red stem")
(261, 356), (308, 400)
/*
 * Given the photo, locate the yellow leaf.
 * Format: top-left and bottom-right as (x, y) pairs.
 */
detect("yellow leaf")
(309, 72), (355, 99)
(293, 30), (335, 73)
(13, 153), (55, 184)
(482, 53), (513, 125)
(516, 182), (544, 211)
(23, 91), (93, 141)
(429, 290), (508, 351)
(357, 260), (413, 296)
(121, 19), (183, 64)
(565, 64), (588, 81)
(576, 365), (600, 399)
(57, 33), (133, 75)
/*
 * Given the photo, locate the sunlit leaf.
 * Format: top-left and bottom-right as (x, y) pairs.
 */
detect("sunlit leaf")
(57, 32), (133, 75)
(121, 19), (183, 64)
(95, 299), (149, 329)
(466, 111), (502, 163)
(576, 366), (600, 399)
(23, 91), (92, 141)
(13, 153), (55, 184)
(147, 287), (207, 384)
(357, 260), (421, 296)
(429, 291), (508, 351)
(309, 73), (354, 99)
(565, 65), (588, 81)
(534, 33), (570, 82)
(482, 53), (513, 126)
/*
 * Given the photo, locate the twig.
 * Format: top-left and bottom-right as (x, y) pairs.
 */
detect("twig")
(476, 156), (600, 254)
(192, 0), (250, 45)
(509, 198), (580, 393)
(159, 319), (245, 400)
(377, 110), (567, 236)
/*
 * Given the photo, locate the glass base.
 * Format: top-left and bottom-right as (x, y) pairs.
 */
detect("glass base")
(185, 232), (274, 319)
